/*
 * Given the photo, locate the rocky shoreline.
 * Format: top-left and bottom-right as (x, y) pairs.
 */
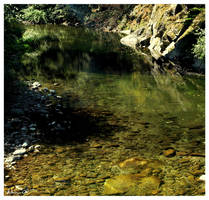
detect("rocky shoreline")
(4, 80), (71, 171)
(4, 77), (205, 195)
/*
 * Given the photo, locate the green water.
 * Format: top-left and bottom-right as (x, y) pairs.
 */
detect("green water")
(5, 25), (205, 196)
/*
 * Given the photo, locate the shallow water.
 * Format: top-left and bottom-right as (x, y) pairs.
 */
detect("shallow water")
(5, 25), (205, 196)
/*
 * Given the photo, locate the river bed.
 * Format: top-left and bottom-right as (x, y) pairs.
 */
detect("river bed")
(4, 25), (205, 196)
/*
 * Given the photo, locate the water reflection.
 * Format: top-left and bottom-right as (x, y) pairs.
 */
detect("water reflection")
(21, 25), (151, 79)
(21, 24), (204, 124)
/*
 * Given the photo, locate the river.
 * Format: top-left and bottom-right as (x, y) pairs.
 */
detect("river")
(5, 24), (205, 196)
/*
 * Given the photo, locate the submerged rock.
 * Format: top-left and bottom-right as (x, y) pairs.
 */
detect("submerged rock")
(53, 176), (72, 182)
(103, 174), (161, 195)
(113, 157), (164, 174)
(163, 148), (176, 157)
(103, 174), (140, 195)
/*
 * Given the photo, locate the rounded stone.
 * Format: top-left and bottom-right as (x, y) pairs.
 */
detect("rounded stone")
(163, 149), (176, 157)
(13, 148), (27, 156)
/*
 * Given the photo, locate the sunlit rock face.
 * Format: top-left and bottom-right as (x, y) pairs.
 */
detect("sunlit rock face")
(120, 4), (205, 69)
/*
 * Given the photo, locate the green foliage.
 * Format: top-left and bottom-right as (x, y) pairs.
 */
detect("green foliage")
(184, 6), (205, 28)
(192, 28), (205, 60)
(4, 4), (32, 85)
(47, 5), (72, 24)
(21, 5), (47, 24)
(5, 4), (79, 25)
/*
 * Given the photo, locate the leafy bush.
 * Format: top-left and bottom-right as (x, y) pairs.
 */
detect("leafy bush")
(21, 5), (47, 24)
(192, 28), (205, 60)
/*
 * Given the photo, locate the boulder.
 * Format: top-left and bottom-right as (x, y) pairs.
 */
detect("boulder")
(120, 34), (138, 49)
(103, 174), (161, 195)
(103, 174), (140, 195)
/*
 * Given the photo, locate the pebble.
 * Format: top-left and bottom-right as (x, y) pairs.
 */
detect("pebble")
(5, 175), (10, 181)
(50, 89), (56, 94)
(151, 189), (159, 195)
(34, 145), (41, 149)
(21, 127), (27, 131)
(13, 148), (27, 155)
(32, 82), (41, 89)
(22, 142), (29, 148)
(191, 169), (204, 176)
(53, 176), (72, 182)
(43, 87), (49, 92)
(34, 149), (40, 153)
(29, 124), (36, 128)
(13, 155), (23, 161)
(28, 145), (34, 152)
(16, 180), (25, 185)
(5, 156), (15, 163)
(163, 149), (176, 157)
(199, 175), (205, 181)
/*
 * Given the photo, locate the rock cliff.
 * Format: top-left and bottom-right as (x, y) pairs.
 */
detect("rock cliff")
(118, 4), (205, 72)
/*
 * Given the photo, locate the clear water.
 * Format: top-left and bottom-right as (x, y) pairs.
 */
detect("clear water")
(5, 25), (205, 196)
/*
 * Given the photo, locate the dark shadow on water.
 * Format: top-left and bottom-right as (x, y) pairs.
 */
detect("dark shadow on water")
(5, 78), (126, 150)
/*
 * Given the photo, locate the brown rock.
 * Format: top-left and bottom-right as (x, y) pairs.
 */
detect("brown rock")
(25, 191), (42, 196)
(177, 189), (186, 195)
(4, 182), (15, 187)
(163, 149), (176, 157)
(84, 179), (96, 185)
(191, 169), (204, 176)
(90, 143), (102, 148)
(119, 157), (148, 169)
(103, 174), (140, 195)
(187, 175), (195, 183)
(53, 175), (72, 182)
(178, 158), (190, 163)
(103, 174), (161, 195)
(96, 179), (105, 183)
(139, 176), (161, 189)
(152, 189), (159, 195)
(198, 187), (205, 194)
(16, 180), (25, 185)
(138, 168), (152, 177)
(176, 151), (190, 156)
